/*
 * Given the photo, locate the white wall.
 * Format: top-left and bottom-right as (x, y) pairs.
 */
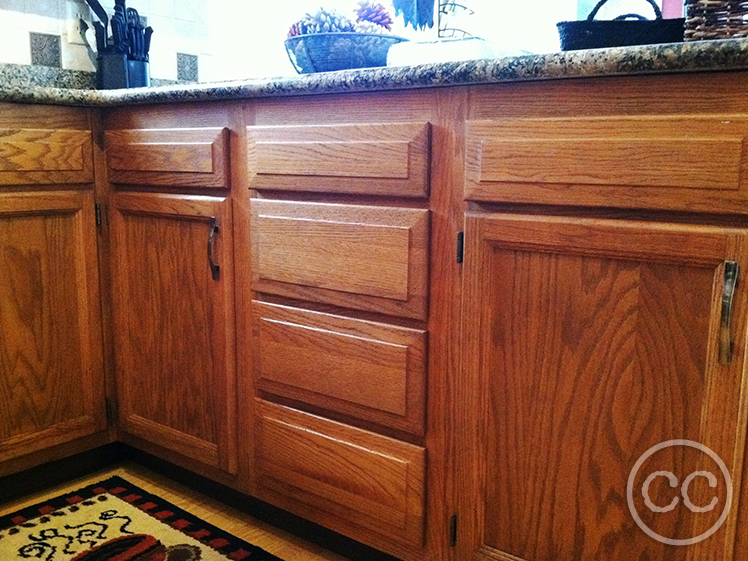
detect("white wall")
(204, 0), (438, 81)
(205, 0), (578, 81)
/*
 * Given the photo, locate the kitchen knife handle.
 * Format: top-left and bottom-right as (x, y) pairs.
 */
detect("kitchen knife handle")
(144, 26), (153, 58)
(208, 217), (220, 281)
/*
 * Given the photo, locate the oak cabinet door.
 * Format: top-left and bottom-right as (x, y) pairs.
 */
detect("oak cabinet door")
(110, 192), (237, 474)
(0, 191), (106, 461)
(457, 213), (748, 561)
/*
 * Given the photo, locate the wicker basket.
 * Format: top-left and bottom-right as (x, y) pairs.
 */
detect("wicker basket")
(685, 0), (748, 40)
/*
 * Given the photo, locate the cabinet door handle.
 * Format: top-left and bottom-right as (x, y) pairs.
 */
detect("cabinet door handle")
(208, 217), (220, 281)
(719, 261), (739, 364)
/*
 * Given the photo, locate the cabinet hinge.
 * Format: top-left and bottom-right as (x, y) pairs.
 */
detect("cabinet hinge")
(95, 203), (102, 227)
(456, 231), (464, 264)
(449, 514), (458, 547)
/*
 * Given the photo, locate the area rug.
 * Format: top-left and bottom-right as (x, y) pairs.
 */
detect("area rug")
(0, 476), (282, 560)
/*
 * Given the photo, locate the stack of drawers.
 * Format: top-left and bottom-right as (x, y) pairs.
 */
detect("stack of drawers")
(247, 121), (431, 552)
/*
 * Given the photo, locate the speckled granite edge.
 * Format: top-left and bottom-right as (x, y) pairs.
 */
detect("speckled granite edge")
(4, 38), (748, 107)
(0, 63), (96, 90)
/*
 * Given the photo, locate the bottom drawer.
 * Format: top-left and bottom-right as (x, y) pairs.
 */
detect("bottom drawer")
(255, 400), (426, 549)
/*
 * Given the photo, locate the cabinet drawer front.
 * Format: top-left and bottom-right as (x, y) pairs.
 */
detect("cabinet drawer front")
(247, 122), (430, 197)
(252, 200), (429, 319)
(254, 301), (426, 434)
(466, 116), (748, 213)
(105, 128), (229, 188)
(0, 129), (93, 185)
(256, 400), (426, 547)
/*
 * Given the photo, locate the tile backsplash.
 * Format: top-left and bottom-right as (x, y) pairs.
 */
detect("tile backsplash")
(29, 32), (62, 67)
(0, 0), (209, 81)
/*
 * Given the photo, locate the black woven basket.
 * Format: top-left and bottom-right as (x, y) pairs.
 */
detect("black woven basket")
(557, 0), (685, 51)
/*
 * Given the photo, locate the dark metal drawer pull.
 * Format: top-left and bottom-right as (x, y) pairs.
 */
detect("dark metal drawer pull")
(208, 217), (220, 281)
(719, 260), (739, 364)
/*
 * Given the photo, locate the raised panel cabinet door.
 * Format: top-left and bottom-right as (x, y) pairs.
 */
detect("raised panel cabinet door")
(457, 213), (748, 561)
(0, 191), (106, 462)
(110, 192), (237, 474)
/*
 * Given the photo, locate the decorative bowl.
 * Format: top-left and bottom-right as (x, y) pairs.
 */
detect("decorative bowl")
(285, 32), (407, 73)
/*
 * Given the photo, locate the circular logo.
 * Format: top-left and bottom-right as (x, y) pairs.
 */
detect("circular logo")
(626, 439), (732, 546)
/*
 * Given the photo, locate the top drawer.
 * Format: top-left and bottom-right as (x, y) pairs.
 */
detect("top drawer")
(0, 128), (93, 186)
(247, 122), (430, 198)
(105, 128), (230, 189)
(466, 116), (748, 214)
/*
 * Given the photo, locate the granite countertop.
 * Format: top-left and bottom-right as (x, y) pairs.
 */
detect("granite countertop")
(3, 38), (748, 107)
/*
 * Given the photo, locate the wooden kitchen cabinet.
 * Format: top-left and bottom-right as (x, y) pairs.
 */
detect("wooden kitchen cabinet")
(464, 115), (748, 214)
(105, 127), (230, 189)
(247, 122), (430, 197)
(457, 212), (748, 561)
(251, 199), (430, 320)
(256, 400), (426, 551)
(11, 70), (748, 561)
(246, 95), (441, 560)
(0, 103), (108, 475)
(253, 301), (427, 435)
(0, 190), (107, 464)
(110, 191), (237, 475)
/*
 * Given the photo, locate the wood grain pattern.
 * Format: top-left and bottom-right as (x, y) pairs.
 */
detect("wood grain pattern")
(0, 129), (93, 185)
(251, 200), (429, 320)
(465, 116), (748, 212)
(458, 212), (748, 561)
(255, 400), (426, 548)
(253, 301), (426, 435)
(247, 122), (430, 197)
(422, 87), (467, 561)
(110, 192), (237, 474)
(467, 71), (748, 121)
(105, 128), (229, 188)
(0, 190), (106, 462)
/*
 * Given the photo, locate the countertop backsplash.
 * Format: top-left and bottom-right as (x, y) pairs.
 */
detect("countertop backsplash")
(0, 0), (209, 82)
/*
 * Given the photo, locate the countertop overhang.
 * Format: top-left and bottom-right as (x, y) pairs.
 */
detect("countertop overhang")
(3, 38), (748, 107)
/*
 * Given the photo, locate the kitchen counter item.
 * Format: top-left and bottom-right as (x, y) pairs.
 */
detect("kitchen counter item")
(685, 0), (748, 40)
(557, 0), (684, 51)
(387, 37), (524, 66)
(285, 32), (407, 73)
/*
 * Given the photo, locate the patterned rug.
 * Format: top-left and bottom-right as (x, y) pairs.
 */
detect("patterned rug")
(0, 476), (282, 560)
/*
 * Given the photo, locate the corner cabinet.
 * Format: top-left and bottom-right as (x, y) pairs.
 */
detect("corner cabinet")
(110, 192), (237, 474)
(0, 105), (108, 470)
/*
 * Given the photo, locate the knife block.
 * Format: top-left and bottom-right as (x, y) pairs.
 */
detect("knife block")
(97, 53), (150, 89)
(97, 53), (128, 89)
(127, 60), (150, 88)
